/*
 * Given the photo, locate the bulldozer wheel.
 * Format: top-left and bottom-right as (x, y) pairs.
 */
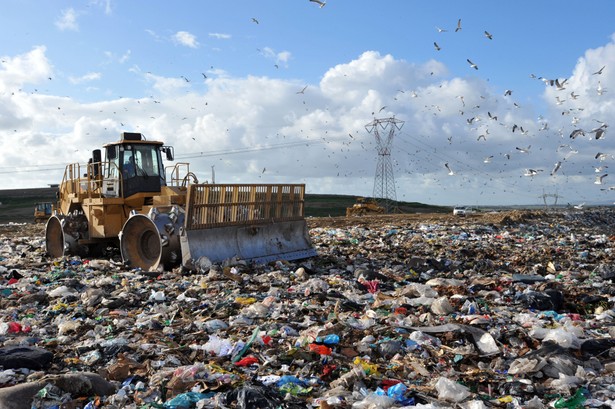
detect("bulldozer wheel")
(45, 216), (64, 258)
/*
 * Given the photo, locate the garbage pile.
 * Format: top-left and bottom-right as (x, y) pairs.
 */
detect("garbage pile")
(1, 209), (615, 408)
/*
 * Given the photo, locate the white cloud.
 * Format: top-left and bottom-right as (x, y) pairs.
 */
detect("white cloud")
(173, 31), (199, 48)
(0, 46), (53, 92)
(1, 38), (615, 206)
(55, 8), (79, 31)
(68, 72), (101, 84)
(209, 33), (231, 40)
(261, 47), (292, 67)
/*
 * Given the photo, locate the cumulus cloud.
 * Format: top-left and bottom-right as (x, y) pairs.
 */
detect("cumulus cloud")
(1, 37), (615, 206)
(55, 8), (79, 31)
(0, 46), (53, 92)
(173, 31), (199, 48)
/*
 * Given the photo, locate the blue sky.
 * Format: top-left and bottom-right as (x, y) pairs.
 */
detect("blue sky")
(1, 0), (615, 206)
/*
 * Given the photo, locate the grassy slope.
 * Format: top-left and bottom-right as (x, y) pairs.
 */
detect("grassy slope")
(0, 188), (450, 223)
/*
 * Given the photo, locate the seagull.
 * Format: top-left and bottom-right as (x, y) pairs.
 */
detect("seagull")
(484, 30), (493, 40)
(466, 59), (478, 70)
(597, 81), (607, 95)
(455, 18), (462, 32)
(516, 145), (531, 153)
(551, 161), (562, 176)
(504, 89), (512, 96)
(309, 0), (326, 7)
(251, 17), (259, 24)
(570, 91), (579, 100)
(524, 168), (543, 177)
(201, 73), (207, 79)
(594, 165), (608, 173)
(593, 65), (605, 75)
(436, 26), (447, 33)
(573, 203), (585, 210)
(592, 126), (607, 140)
(483, 156), (493, 163)
(433, 42), (441, 51)
(555, 78), (567, 90)
(444, 162), (455, 175)
(595, 174), (608, 185)
(596, 152), (610, 161)
(570, 129), (585, 139)
(296, 85), (308, 94)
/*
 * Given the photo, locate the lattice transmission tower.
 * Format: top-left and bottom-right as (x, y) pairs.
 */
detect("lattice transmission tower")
(365, 117), (405, 213)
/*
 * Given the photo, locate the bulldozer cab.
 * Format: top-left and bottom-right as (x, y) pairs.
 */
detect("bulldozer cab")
(103, 134), (167, 198)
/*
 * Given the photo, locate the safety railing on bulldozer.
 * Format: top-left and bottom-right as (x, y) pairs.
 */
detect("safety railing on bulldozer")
(185, 184), (306, 229)
(58, 162), (123, 201)
(166, 162), (199, 188)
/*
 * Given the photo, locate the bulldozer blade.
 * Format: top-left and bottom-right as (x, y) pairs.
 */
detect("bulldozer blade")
(180, 219), (317, 265)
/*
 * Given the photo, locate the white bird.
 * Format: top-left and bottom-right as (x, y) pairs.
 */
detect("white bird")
(524, 169), (543, 177)
(596, 152), (610, 161)
(594, 165), (608, 173)
(484, 30), (493, 40)
(516, 145), (531, 154)
(570, 129), (585, 139)
(251, 17), (259, 24)
(504, 89), (512, 96)
(434, 42), (441, 51)
(570, 91), (579, 100)
(483, 156), (493, 163)
(597, 81), (607, 95)
(436, 26), (447, 33)
(592, 126), (607, 140)
(296, 85), (308, 94)
(466, 59), (478, 70)
(551, 161), (562, 176)
(444, 162), (455, 175)
(595, 174), (608, 185)
(309, 0), (326, 7)
(573, 203), (585, 210)
(455, 18), (462, 32)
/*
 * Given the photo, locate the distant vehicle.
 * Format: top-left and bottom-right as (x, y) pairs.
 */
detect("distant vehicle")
(453, 206), (477, 216)
(34, 202), (54, 223)
(346, 197), (385, 216)
(453, 206), (466, 216)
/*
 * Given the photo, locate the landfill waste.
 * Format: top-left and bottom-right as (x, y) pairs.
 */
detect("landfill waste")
(1, 209), (615, 407)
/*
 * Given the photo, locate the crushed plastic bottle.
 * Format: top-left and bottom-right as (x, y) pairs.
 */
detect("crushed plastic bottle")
(553, 387), (589, 408)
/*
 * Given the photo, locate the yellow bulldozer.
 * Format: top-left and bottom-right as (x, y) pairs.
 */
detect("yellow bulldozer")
(34, 202), (54, 223)
(345, 197), (385, 216)
(45, 132), (316, 271)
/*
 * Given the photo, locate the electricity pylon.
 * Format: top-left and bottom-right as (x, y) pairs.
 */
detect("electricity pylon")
(365, 117), (405, 213)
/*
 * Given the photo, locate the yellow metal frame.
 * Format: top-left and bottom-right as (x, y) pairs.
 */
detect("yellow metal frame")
(185, 184), (306, 230)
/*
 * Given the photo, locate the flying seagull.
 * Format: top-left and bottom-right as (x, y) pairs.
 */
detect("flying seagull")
(593, 65), (605, 75)
(551, 161), (562, 176)
(455, 18), (462, 32)
(467, 59), (478, 70)
(597, 81), (607, 95)
(595, 174), (608, 185)
(296, 85), (308, 94)
(433, 42), (441, 51)
(309, 0), (326, 7)
(484, 30), (493, 40)
(436, 26), (447, 33)
(444, 162), (455, 175)
(524, 169), (543, 177)
(570, 129), (585, 139)
(516, 145), (531, 154)
(251, 17), (259, 24)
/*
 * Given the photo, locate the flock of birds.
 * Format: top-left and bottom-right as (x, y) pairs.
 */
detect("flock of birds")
(385, 16), (613, 204)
